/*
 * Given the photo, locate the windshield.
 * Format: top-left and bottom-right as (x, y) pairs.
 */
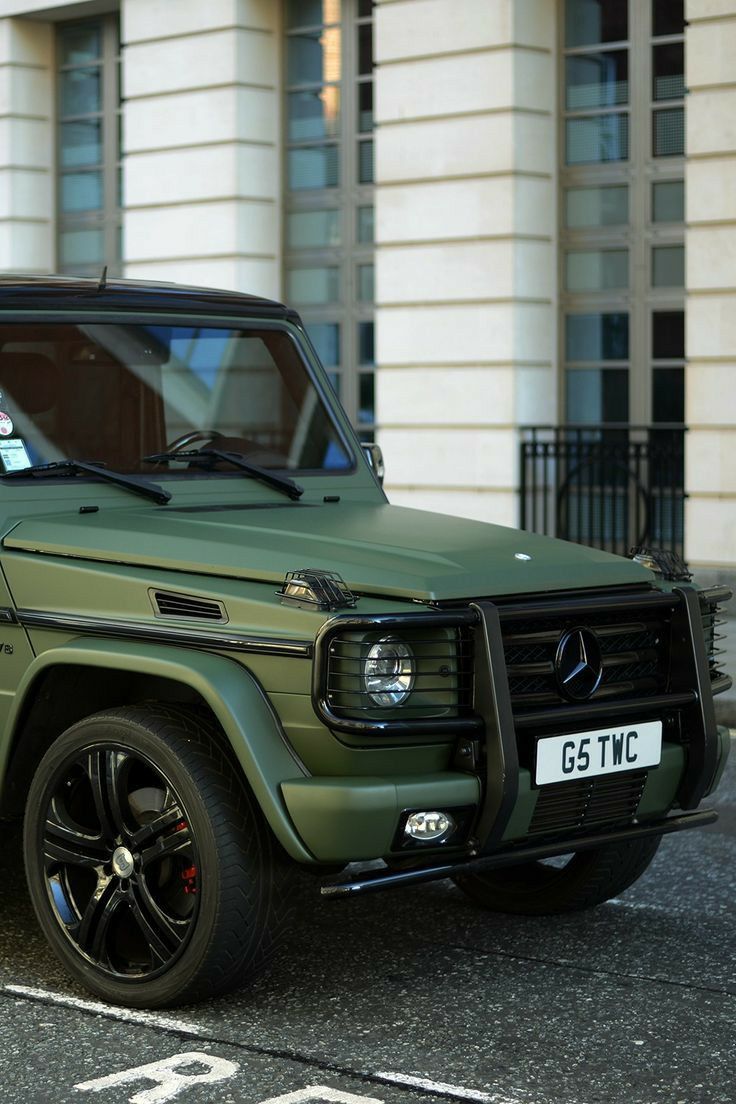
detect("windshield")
(0, 322), (352, 476)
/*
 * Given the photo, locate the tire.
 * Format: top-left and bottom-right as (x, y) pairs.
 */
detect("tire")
(452, 835), (661, 915)
(24, 704), (297, 1008)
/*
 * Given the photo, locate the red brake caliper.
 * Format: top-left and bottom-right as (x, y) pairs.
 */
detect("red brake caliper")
(175, 820), (198, 894)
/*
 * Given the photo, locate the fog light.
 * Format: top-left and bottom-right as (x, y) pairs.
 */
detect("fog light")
(404, 810), (455, 843)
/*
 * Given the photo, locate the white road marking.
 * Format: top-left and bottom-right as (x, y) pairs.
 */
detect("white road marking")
(607, 898), (676, 914)
(4, 984), (206, 1036)
(260, 1089), (383, 1104)
(374, 1073), (526, 1104)
(6, 984), (517, 1104)
(75, 1052), (239, 1103)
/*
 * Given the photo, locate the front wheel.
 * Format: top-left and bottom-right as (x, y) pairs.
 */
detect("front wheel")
(24, 705), (296, 1008)
(452, 835), (661, 915)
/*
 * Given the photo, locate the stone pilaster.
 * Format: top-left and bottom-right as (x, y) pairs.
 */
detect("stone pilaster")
(0, 17), (53, 273)
(684, 0), (736, 568)
(373, 0), (557, 525)
(122, 0), (282, 296)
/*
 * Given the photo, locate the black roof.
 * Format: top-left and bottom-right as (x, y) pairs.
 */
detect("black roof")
(0, 274), (299, 320)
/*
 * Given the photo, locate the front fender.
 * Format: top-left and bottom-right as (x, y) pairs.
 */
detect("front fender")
(1, 639), (313, 862)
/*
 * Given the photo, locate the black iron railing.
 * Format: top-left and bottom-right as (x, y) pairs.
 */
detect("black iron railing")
(520, 424), (685, 557)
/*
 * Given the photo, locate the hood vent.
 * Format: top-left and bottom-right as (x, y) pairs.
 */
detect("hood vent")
(150, 589), (228, 623)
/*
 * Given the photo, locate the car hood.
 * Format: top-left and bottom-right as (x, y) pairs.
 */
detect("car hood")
(2, 500), (653, 601)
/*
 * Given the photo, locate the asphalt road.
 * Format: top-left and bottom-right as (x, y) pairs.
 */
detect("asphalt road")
(1, 748), (735, 1104)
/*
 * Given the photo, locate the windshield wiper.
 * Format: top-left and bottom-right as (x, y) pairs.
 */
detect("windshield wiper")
(2, 460), (171, 505)
(144, 449), (304, 501)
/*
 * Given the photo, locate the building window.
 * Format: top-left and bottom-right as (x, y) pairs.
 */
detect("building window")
(561, 0), (685, 426)
(284, 0), (375, 441)
(56, 16), (121, 276)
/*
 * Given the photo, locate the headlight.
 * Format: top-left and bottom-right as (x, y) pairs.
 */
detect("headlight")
(363, 636), (415, 706)
(630, 550), (663, 575)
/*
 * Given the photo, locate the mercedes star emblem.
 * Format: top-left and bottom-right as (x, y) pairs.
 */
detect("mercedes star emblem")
(555, 626), (603, 701)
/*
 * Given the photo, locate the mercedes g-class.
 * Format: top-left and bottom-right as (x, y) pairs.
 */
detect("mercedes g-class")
(0, 276), (729, 1008)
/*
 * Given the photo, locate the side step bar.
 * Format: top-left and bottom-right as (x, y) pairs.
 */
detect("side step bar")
(321, 809), (717, 899)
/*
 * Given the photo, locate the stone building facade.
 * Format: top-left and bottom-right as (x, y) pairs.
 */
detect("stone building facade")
(0, 0), (732, 579)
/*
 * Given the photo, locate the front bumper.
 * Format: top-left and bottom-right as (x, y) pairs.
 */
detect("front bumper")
(320, 807), (718, 897)
(295, 584), (731, 867)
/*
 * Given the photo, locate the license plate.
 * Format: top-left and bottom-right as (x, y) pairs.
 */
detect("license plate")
(535, 721), (662, 786)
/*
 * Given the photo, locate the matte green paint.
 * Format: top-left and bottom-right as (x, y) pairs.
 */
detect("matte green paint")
(631, 742), (684, 818)
(501, 769), (538, 841)
(3, 499), (654, 603)
(0, 304), (719, 873)
(0, 639), (314, 863)
(281, 772), (480, 861)
(706, 725), (731, 797)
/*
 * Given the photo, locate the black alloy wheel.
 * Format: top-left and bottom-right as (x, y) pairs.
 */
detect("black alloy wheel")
(39, 744), (200, 981)
(25, 706), (297, 1007)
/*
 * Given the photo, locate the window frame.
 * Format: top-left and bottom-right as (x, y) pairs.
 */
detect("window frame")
(55, 13), (121, 277)
(282, 0), (375, 441)
(559, 0), (685, 427)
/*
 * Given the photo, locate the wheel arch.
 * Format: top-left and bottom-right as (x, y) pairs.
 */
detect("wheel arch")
(0, 638), (313, 862)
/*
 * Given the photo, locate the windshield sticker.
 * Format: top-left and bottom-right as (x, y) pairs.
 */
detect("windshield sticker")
(0, 412), (13, 437)
(0, 438), (31, 472)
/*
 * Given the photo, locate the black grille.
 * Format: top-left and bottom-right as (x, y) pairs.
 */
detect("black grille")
(502, 609), (669, 716)
(150, 590), (227, 622)
(528, 771), (647, 837)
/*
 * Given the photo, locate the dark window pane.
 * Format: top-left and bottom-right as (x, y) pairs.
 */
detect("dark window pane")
(358, 321), (374, 365)
(566, 184), (628, 227)
(287, 27), (341, 85)
(653, 43), (684, 101)
(358, 371), (375, 424)
(358, 22), (372, 75)
(566, 368), (629, 423)
(652, 311), (685, 359)
(565, 50), (628, 109)
(288, 144), (339, 189)
(60, 171), (103, 212)
(59, 227), (104, 266)
(566, 113), (629, 163)
(652, 245), (684, 287)
(358, 138), (374, 182)
(285, 1), (341, 29)
(566, 313), (629, 360)
(358, 81), (373, 131)
(565, 0), (627, 47)
(358, 0), (373, 16)
(358, 263), (374, 301)
(357, 206), (374, 242)
(60, 67), (101, 116)
(652, 180), (684, 222)
(59, 24), (101, 66)
(287, 208), (340, 248)
(287, 88), (340, 140)
(653, 107), (684, 156)
(59, 120), (101, 168)
(652, 368), (684, 423)
(566, 249), (628, 290)
(306, 322), (340, 367)
(328, 371), (341, 397)
(287, 266), (339, 305)
(653, 0), (684, 37)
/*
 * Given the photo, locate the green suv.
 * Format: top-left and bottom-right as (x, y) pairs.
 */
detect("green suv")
(0, 276), (730, 1008)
